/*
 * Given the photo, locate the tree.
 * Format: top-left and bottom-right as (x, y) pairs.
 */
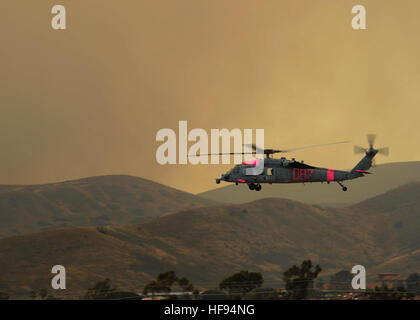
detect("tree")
(406, 273), (420, 297)
(29, 288), (50, 300)
(84, 278), (138, 300)
(242, 287), (279, 300)
(177, 277), (194, 293)
(85, 278), (116, 300)
(315, 278), (325, 290)
(39, 288), (48, 300)
(143, 280), (161, 295)
(219, 270), (263, 295)
(0, 292), (9, 300)
(199, 290), (229, 300)
(142, 271), (195, 296)
(329, 270), (353, 292)
(282, 260), (322, 300)
(365, 284), (409, 300)
(157, 271), (177, 290)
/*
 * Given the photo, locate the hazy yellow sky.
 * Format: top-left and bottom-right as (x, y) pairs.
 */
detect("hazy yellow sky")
(1, 1), (419, 193)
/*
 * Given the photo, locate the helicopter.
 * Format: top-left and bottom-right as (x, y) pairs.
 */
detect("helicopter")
(208, 134), (388, 191)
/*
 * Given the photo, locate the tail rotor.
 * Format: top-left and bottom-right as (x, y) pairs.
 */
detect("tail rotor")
(366, 134), (376, 149)
(377, 147), (389, 156)
(353, 134), (389, 163)
(353, 145), (367, 154)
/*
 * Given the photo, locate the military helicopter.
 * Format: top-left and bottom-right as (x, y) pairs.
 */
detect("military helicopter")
(209, 134), (388, 191)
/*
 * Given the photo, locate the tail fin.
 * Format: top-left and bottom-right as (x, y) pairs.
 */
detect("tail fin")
(351, 152), (376, 172)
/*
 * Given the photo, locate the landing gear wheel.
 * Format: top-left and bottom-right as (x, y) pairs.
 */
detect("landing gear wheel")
(337, 181), (348, 191)
(255, 184), (262, 191)
(248, 183), (255, 190)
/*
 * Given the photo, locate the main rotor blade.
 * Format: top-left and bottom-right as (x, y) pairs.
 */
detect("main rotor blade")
(190, 140), (351, 157)
(188, 152), (256, 157)
(377, 147), (389, 156)
(280, 140), (351, 153)
(354, 145), (367, 154)
(367, 134), (376, 148)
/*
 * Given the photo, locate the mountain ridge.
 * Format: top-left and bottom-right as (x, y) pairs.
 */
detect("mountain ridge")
(0, 182), (418, 298)
(0, 174), (217, 238)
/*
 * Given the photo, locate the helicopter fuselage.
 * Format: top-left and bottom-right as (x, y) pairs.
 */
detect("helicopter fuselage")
(213, 135), (383, 192)
(218, 158), (359, 183)
(215, 153), (375, 191)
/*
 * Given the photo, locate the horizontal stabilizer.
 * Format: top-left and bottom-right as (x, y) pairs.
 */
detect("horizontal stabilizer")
(355, 170), (372, 174)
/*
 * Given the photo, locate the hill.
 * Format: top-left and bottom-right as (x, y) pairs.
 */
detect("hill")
(0, 182), (419, 298)
(349, 182), (420, 261)
(0, 175), (216, 238)
(198, 161), (420, 206)
(0, 198), (361, 298)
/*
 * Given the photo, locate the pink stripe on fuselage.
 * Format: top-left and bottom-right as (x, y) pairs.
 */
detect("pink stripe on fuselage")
(241, 159), (259, 166)
(327, 169), (335, 182)
(237, 179), (246, 183)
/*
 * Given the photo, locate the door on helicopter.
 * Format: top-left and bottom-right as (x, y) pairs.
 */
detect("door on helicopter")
(264, 167), (275, 183)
